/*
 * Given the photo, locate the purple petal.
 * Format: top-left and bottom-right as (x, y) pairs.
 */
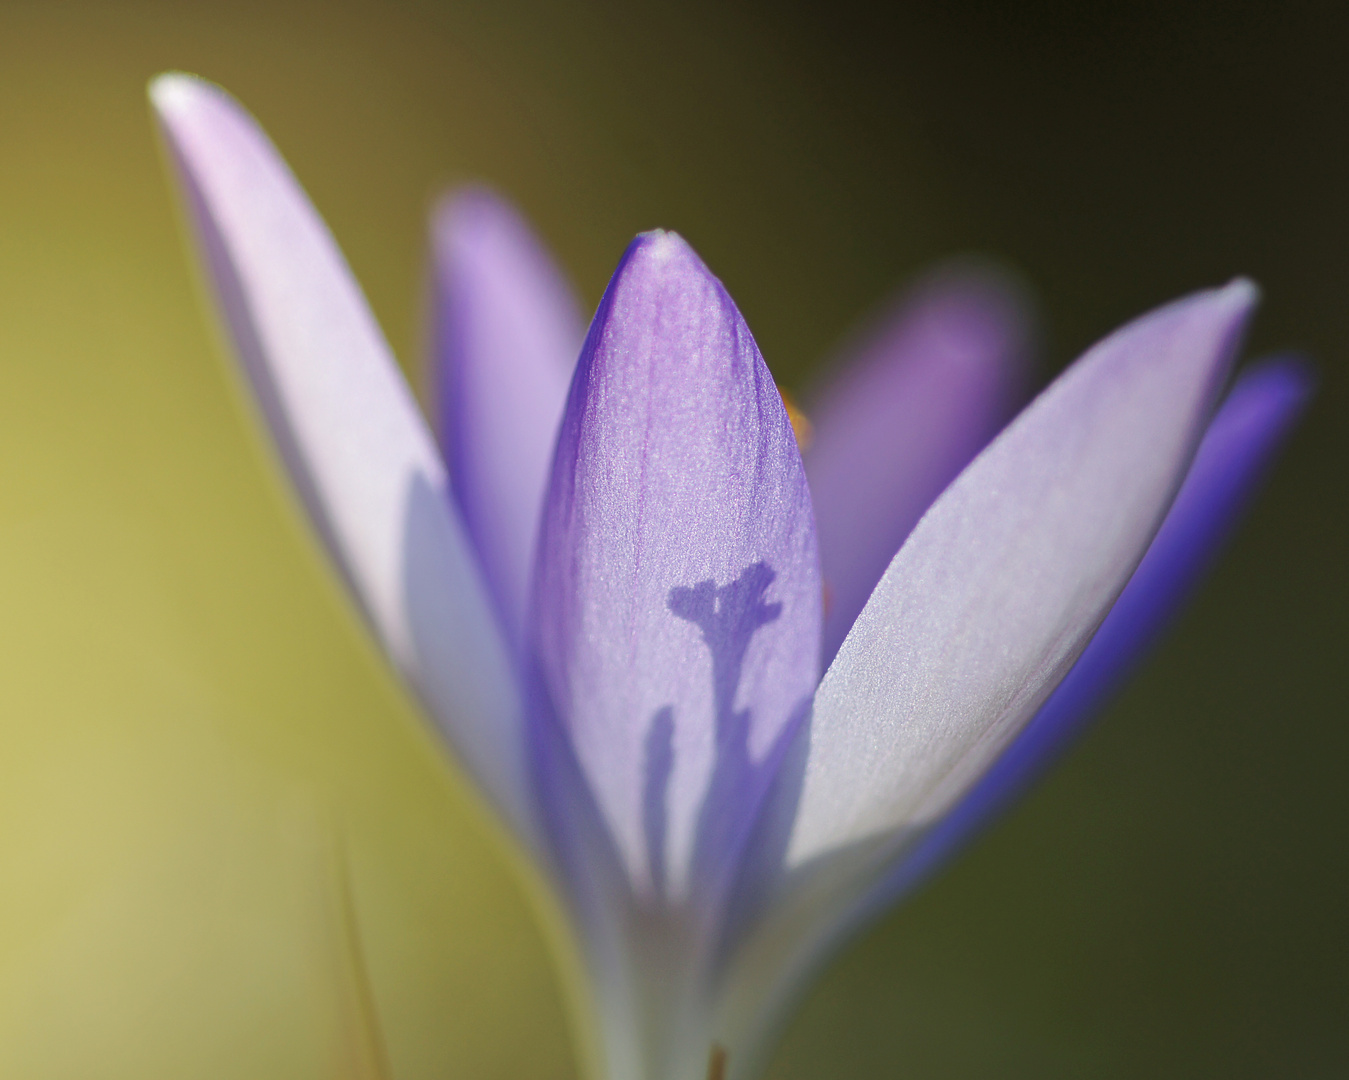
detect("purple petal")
(150, 75), (530, 832)
(805, 263), (1034, 664)
(873, 355), (1315, 903)
(532, 232), (822, 902)
(431, 188), (584, 649)
(788, 280), (1256, 867)
(711, 285), (1263, 1071)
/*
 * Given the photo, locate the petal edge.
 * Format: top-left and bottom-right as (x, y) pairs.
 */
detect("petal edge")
(788, 280), (1257, 866)
(152, 74), (530, 832)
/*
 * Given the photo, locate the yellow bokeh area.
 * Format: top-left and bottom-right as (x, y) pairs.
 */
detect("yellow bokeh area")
(0, 4), (605, 1077)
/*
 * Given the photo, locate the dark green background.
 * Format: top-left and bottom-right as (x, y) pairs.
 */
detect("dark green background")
(0, 1), (1342, 1077)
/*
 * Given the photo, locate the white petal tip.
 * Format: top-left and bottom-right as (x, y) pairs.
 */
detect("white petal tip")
(633, 229), (685, 262)
(1223, 276), (1261, 306)
(1181, 276), (1261, 380)
(148, 72), (214, 117)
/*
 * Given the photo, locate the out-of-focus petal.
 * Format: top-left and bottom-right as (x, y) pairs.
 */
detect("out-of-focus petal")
(532, 232), (821, 903)
(151, 74), (529, 832)
(432, 188), (583, 649)
(788, 280), (1257, 867)
(874, 354), (1315, 902)
(805, 263), (1033, 664)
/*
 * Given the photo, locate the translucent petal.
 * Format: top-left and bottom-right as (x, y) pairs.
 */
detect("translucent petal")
(788, 279), (1256, 866)
(532, 232), (821, 902)
(712, 283), (1260, 1074)
(875, 355), (1315, 902)
(151, 74), (528, 831)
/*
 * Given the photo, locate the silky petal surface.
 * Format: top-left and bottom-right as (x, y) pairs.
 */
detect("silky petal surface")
(877, 355), (1315, 900)
(806, 263), (1033, 664)
(787, 280), (1256, 866)
(432, 188), (584, 648)
(533, 232), (821, 901)
(711, 354), (1309, 1076)
(151, 75), (528, 829)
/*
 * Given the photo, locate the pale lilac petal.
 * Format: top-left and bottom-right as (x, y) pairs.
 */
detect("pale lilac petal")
(532, 232), (822, 902)
(711, 352), (1306, 1074)
(874, 355), (1314, 902)
(432, 188), (584, 648)
(709, 284), (1260, 1072)
(151, 74), (529, 831)
(788, 280), (1257, 867)
(806, 263), (1033, 664)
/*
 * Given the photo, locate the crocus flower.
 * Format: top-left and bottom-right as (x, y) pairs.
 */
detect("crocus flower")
(150, 72), (1311, 1080)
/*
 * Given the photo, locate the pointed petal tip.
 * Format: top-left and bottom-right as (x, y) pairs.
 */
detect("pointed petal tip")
(148, 74), (261, 163)
(535, 223), (818, 901)
(589, 229), (726, 334)
(628, 228), (696, 269)
(871, 343), (1312, 905)
(1224, 275), (1261, 307)
(1180, 275), (1260, 330)
(634, 227), (679, 246)
(790, 276), (1266, 870)
(1204, 275), (1261, 352)
(607, 230), (722, 313)
(1200, 277), (1263, 382)
(150, 72), (533, 836)
(1155, 275), (1259, 331)
(148, 71), (220, 119)
(1083, 276), (1260, 426)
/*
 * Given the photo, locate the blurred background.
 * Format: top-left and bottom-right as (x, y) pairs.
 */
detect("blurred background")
(0, 0), (1344, 1077)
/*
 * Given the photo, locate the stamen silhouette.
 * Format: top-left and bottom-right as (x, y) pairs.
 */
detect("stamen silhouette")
(641, 562), (784, 900)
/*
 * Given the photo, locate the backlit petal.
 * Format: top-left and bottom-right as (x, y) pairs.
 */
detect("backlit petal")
(788, 279), (1256, 866)
(875, 354), (1315, 902)
(532, 232), (821, 902)
(151, 74), (529, 831)
(712, 351), (1305, 1075)
(711, 283), (1260, 1074)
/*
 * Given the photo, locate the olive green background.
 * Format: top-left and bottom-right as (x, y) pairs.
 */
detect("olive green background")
(0, 1), (1343, 1077)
